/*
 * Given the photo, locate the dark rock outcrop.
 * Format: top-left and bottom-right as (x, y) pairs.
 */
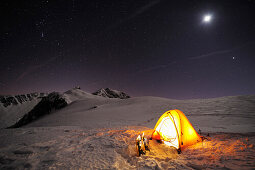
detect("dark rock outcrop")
(0, 93), (47, 107)
(8, 92), (67, 128)
(92, 88), (130, 99)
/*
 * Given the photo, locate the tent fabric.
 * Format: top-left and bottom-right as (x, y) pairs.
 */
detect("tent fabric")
(151, 109), (201, 150)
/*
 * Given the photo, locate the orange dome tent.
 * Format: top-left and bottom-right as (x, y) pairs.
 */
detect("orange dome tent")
(151, 109), (201, 152)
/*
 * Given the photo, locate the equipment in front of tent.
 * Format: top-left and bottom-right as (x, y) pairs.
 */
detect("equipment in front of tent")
(136, 133), (150, 156)
(136, 134), (145, 156)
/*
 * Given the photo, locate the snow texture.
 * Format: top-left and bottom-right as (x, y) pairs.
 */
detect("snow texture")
(0, 88), (254, 169)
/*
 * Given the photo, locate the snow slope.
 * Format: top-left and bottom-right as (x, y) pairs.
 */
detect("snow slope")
(0, 127), (254, 169)
(0, 88), (109, 129)
(0, 93), (47, 129)
(0, 89), (254, 169)
(26, 94), (255, 133)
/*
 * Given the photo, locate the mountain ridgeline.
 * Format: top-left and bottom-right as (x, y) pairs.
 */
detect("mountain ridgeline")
(92, 88), (130, 99)
(0, 93), (47, 108)
(8, 92), (68, 128)
(1, 88), (130, 128)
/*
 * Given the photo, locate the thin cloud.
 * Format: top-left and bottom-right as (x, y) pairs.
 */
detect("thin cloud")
(189, 49), (231, 60)
(107, 0), (161, 30)
(0, 82), (6, 87)
(16, 56), (58, 82)
(137, 42), (254, 74)
(137, 61), (176, 73)
(189, 41), (253, 60)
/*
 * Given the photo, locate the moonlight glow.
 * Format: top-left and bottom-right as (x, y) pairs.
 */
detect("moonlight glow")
(203, 14), (212, 23)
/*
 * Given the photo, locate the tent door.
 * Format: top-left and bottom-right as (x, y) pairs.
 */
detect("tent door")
(155, 116), (179, 149)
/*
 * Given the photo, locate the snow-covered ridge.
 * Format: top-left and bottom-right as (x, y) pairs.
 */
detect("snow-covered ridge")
(9, 92), (67, 128)
(92, 88), (130, 99)
(4, 88), (109, 128)
(62, 88), (103, 104)
(0, 92), (48, 129)
(0, 92), (47, 108)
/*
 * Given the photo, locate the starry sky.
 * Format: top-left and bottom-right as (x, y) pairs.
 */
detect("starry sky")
(0, 0), (255, 99)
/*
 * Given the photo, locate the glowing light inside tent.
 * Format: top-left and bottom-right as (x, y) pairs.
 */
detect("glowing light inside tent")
(155, 117), (179, 149)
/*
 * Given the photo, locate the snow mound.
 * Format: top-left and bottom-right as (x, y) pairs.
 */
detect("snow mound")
(63, 88), (103, 104)
(93, 88), (130, 99)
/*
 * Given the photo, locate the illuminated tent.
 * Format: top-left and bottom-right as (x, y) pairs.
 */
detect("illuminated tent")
(151, 109), (201, 152)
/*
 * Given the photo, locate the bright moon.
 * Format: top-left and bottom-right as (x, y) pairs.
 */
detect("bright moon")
(203, 14), (212, 23)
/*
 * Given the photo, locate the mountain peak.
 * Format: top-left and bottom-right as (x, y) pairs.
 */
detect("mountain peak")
(92, 88), (130, 99)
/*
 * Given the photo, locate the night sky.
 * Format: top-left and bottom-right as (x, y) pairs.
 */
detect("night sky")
(1, 0), (255, 99)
